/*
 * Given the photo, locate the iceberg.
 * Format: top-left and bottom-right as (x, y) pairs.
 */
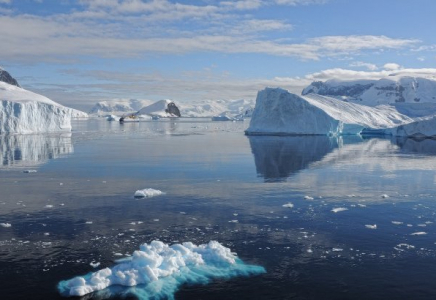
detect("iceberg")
(245, 88), (412, 136)
(0, 69), (87, 133)
(58, 240), (265, 299)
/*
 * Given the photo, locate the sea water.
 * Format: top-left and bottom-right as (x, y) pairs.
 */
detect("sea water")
(1, 118), (436, 299)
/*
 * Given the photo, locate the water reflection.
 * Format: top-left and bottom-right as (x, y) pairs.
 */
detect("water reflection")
(0, 133), (73, 168)
(248, 136), (347, 182)
(249, 135), (436, 182)
(394, 137), (436, 155)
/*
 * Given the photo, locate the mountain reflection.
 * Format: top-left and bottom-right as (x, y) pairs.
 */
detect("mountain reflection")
(0, 133), (73, 168)
(394, 137), (436, 155)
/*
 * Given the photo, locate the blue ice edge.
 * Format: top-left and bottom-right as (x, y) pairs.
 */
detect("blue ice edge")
(58, 241), (265, 300)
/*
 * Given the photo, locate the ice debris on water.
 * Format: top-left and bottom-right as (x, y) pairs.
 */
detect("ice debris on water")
(0, 223), (12, 228)
(23, 170), (37, 173)
(90, 262), (100, 268)
(58, 240), (265, 299)
(134, 188), (164, 199)
(304, 196), (314, 200)
(392, 221), (403, 225)
(282, 203), (294, 208)
(331, 207), (348, 213)
(381, 194), (389, 199)
(365, 224), (377, 229)
(410, 232), (427, 235)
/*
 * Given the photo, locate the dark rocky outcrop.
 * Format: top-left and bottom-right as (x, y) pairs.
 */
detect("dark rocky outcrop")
(165, 102), (181, 117)
(0, 68), (20, 87)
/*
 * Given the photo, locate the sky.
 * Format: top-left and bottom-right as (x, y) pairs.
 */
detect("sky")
(1, 0), (436, 111)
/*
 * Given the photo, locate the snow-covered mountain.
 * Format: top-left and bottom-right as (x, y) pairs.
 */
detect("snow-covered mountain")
(136, 99), (181, 118)
(302, 75), (436, 108)
(180, 99), (254, 118)
(246, 88), (436, 138)
(0, 69), (87, 134)
(89, 99), (153, 115)
(0, 67), (20, 87)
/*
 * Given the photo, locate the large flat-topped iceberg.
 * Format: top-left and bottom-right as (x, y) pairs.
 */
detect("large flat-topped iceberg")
(245, 88), (412, 136)
(0, 82), (78, 134)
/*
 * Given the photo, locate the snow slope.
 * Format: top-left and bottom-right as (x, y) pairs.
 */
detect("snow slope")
(246, 88), (413, 136)
(136, 99), (180, 117)
(89, 99), (153, 115)
(0, 81), (89, 133)
(302, 75), (436, 108)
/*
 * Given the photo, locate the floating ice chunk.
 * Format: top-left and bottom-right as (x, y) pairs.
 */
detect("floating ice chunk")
(90, 262), (101, 268)
(365, 224), (377, 229)
(59, 241), (265, 299)
(331, 207), (348, 213)
(0, 223), (12, 228)
(410, 232), (427, 235)
(332, 248), (343, 252)
(133, 188), (164, 199)
(282, 203), (294, 208)
(229, 220), (239, 223)
(396, 243), (415, 250)
(23, 170), (37, 173)
(85, 221), (93, 225)
(381, 194), (389, 199)
(304, 196), (314, 200)
(45, 205), (54, 208)
(392, 221), (403, 225)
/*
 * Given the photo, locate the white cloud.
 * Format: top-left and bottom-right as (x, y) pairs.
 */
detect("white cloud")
(349, 61), (378, 71)
(383, 63), (401, 70)
(274, 0), (328, 5)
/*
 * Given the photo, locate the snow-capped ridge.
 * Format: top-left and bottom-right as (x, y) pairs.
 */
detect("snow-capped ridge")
(89, 99), (153, 115)
(302, 76), (436, 108)
(0, 68), (20, 87)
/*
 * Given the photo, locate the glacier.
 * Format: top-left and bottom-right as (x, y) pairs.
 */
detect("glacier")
(245, 88), (416, 136)
(0, 69), (88, 134)
(89, 99), (153, 115)
(58, 240), (265, 299)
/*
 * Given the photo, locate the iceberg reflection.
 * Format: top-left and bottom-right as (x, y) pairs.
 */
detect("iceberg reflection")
(248, 136), (355, 182)
(0, 133), (73, 168)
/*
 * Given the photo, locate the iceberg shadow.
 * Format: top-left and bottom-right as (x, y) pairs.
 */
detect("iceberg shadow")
(248, 135), (363, 182)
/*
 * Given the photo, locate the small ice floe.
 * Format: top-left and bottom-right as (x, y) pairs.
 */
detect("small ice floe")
(44, 232), (50, 236)
(392, 221), (403, 225)
(332, 248), (343, 252)
(23, 170), (37, 173)
(304, 196), (314, 200)
(410, 232), (427, 236)
(90, 261), (100, 268)
(331, 207), (348, 213)
(134, 188), (164, 199)
(85, 221), (93, 225)
(365, 224), (377, 229)
(229, 220), (239, 223)
(357, 204), (366, 207)
(0, 223), (12, 228)
(45, 205), (54, 208)
(153, 219), (159, 222)
(282, 203), (294, 208)
(307, 248), (313, 253)
(381, 194), (389, 199)
(395, 243), (415, 250)
(233, 213), (238, 216)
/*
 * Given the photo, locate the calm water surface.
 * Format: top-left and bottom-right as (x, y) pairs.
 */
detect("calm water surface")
(1, 118), (436, 299)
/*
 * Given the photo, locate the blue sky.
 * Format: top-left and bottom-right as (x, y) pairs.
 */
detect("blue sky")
(1, 0), (436, 110)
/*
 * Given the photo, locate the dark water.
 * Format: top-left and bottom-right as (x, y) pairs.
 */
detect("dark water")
(1, 119), (436, 300)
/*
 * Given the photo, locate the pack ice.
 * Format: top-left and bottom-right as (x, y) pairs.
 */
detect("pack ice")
(0, 69), (87, 134)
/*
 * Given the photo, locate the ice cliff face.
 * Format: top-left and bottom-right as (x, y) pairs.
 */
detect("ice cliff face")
(0, 68), (20, 87)
(246, 88), (413, 136)
(302, 76), (436, 106)
(0, 81), (78, 134)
